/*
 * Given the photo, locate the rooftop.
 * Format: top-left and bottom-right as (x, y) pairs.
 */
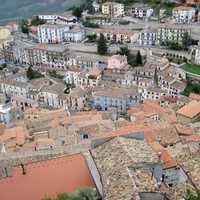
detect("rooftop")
(176, 100), (200, 119)
(91, 136), (159, 200)
(0, 154), (94, 200)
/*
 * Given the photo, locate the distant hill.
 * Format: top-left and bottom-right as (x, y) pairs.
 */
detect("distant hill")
(0, 0), (83, 23)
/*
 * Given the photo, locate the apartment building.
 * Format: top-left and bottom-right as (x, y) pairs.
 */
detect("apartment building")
(102, 2), (124, 17)
(93, 86), (140, 112)
(91, 28), (138, 43)
(130, 5), (154, 20)
(138, 28), (157, 46)
(37, 24), (69, 43)
(195, 43), (200, 64)
(172, 6), (196, 24)
(64, 26), (86, 42)
(157, 24), (190, 45)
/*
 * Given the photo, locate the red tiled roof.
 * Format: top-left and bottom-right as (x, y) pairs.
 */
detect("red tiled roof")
(0, 154), (95, 200)
(174, 6), (195, 11)
(176, 100), (200, 119)
(189, 93), (200, 101)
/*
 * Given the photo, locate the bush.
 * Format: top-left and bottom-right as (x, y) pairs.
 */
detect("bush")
(118, 20), (130, 25)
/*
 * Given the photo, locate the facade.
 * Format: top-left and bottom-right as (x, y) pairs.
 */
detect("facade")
(101, 2), (124, 17)
(138, 29), (157, 46)
(195, 43), (200, 64)
(130, 5), (154, 20)
(107, 55), (128, 69)
(85, 15), (111, 25)
(38, 15), (77, 25)
(172, 6), (196, 24)
(91, 28), (138, 43)
(64, 26), (86, 42)
(37, 24), (69, 44)
(11, 40), (70, 71)
(157, 24), (190, 45)
(39, 83), (66, 108)
(93, 86), (140, 112)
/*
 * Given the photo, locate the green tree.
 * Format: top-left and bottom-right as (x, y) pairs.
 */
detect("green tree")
(56, 193), (70, 200)
(21, 19), (29, 34)
(31, 16), (45, 26)
(26, 66), (35, 80)
(71, 187), (96, 200)
(26, 66), (44, 80)
(97, 34), (108, 55)
(118, 46), (130, 57)
(154, 67), (159, 86)
(72, 6), (83, 20)
(185, 191), (200, 200)
(136, 51), (142, 65)
(182, 32), (192, 51)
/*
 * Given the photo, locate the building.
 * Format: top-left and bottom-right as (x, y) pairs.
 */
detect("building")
(37, 24), (69, 44)
(93, 86), (140, 112)
(65, 68), (81, 85)
(11, 40), (70, 71)
(130, 4), (154, 20)
(101, 2), (124, 17)
(39, 83), (66, 108)
(194, 42), (200, 64)
(67, 87), (88, 111)
(138, 28), (157, 46)
(172, 6), (196, 24)
(64, 26), (86, 42)
(85, 15), (110, 25)
(157, 24), (190, 45)
(91, 28), (138, 43)
(0, 154), (94, 200)
(107, 55), (128, 69)
(89, 136), (164, 200)
(38, 14), (77, 25)
(176, 100), (200, 124)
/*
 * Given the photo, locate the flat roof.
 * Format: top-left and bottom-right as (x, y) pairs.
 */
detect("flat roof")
(0, 153), (94, 200)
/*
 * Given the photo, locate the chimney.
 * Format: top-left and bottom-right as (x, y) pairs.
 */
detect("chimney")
(20, 163), (26, 175)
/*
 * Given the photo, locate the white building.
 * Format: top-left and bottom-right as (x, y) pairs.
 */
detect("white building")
(130, 5), (154, 20)
(172, 6), (196, 24)
(64, 26), (86, 42)
(195, 43), (200, 65)
(37, 24), (69, 44)
(38, 14), (77, 25)
(65, 68), (81, 85)
(138, 28), (157, 46)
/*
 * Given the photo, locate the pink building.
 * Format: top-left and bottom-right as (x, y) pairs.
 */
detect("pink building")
(107, 55), (128, 69)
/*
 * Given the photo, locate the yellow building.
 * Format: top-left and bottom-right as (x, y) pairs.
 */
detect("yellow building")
(0, 27), (12, 49)
(102, 2), (124, 17)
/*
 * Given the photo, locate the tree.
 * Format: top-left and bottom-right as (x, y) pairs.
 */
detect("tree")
(97, 34), (108, 55)
(154, 67), (159, 86)
(56, 193), (70, 200)
(26, 66), (35, 80)
(182, 32), (192, 51)
(185, 191), (200, 200)
(31, 16), (45, 26)
(136, 51), (143, 65)
(21, 19), (29, 34)
(72, 6), (83, 20)
(26, 66), (44, 80)
(87, 0), (95, 14)
(118, 46), (130, 57)
(71, 187), (97, 200)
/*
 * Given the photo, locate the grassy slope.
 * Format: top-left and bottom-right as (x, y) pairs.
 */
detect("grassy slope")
(182, 63), (200, 75)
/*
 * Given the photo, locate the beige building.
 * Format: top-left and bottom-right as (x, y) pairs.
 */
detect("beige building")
(176, 100), (200, 124)
(102, 2), (124, 17)
(0, 27), (13, 49)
